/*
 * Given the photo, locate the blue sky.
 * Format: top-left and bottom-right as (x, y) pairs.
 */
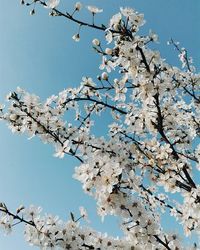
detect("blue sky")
(0, 0), (199, 249)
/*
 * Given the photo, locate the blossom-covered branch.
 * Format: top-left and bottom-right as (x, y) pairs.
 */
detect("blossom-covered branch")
(0, 1), (200, 249)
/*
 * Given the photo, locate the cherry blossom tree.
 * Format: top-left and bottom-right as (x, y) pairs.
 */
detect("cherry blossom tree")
(0, 0), (200, 249)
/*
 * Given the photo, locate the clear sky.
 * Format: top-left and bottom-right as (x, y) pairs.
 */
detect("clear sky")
(0, 0), (199, 249)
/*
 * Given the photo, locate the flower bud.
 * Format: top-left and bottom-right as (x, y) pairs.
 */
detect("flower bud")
(101, 72), (108, 80)
(75, 2), (82, 11)
(114, 79), (119, 84)
(97, 75), (101, 81)
(92, 39), (100, 46)
(72, 33), (80, 42)
(105, 48), (112, 55)
(30, 9), (35, 15)
(10, 114), (18, 121)
(49, 11), (54, 16)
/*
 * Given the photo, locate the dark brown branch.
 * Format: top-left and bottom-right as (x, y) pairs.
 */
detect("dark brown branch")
(154, 235), (171, 250)
(0, 207), (35, 228)
(12, 96), (84, 163)
(64, 97), (127, 115)
(136, 45), (151, 73)
(153, 92), (196, 190)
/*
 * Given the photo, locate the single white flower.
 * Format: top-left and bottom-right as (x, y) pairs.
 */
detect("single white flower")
(105, 30), (113, 44)
(149, 30), (158, 42)
(79, 206), (90, 223)
(23, 205), (42, 220)
(120, 7), (135, 17)
(170, 208), (178, 218)
(54, 140), (70, 158)
(109, 13), (122, 28)
(45, 0), (60, 9)
(87, 6), (103, 14)
(99, 56), (114, 72)
(0, 104), (5, 110)
(81, 77), (95, 87)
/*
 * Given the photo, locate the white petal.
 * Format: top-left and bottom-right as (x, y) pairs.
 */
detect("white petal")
(45, 0), (60, 9)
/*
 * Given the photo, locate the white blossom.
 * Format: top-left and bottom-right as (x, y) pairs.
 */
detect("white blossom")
(87, 6), (103, 14)
(1, 3), (200, 250)
(45, 0), (60, 9)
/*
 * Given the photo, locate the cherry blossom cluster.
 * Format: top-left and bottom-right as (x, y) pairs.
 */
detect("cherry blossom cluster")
(0, 203), (137, 249)
(0, 1), (199, 249)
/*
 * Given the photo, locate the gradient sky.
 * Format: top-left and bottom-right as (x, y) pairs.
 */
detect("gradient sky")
(0, 1), (200, 249)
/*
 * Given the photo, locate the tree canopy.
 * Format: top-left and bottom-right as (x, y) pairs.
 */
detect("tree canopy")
(0, 1), (200, 249)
